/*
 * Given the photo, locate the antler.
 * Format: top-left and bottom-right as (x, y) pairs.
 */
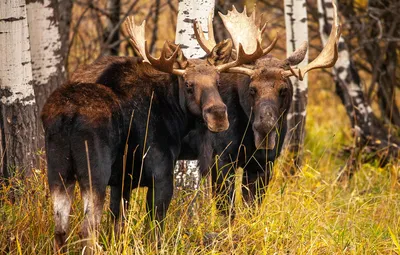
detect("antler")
(282, 1), (341, 80)
(205, 5), (279, 73)
(125, 16), (149, 63)
(193, 12), (217, 54)
(124, 16), (186, 76)
(219, 6), (279, 61)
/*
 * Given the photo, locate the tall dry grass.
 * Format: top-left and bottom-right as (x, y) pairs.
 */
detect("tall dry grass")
(1, 74), (399, 254)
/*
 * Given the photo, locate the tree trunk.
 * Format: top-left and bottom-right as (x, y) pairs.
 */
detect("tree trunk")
(284, 0), (309, 174)
(174, 0), (215, 190)
(318, 0), (400, 180)
(149, 0), (161, 54)
(103, 0), (121, 56)
(367, 0), (400, 127)
(26, 0), (66, 149)
(175, 0), (215, 58)
(0, 0), (39, 176)
(56, 0), (72, 76)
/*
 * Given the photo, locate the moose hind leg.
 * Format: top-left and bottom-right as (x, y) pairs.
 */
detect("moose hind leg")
(71, 132), (112, 253)
(51, 182), (75, 252)
(79, 187), (106, 253)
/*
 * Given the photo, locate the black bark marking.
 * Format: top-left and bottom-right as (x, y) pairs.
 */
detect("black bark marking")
(0, 88), (13, 98)
(183, 18), (195, 23)
(26, 0), (44, 4)
(0, 17), (25, 22)
(21, 94), (35, 102)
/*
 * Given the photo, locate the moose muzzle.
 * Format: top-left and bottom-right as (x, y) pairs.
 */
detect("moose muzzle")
(252, 102), (279, 150)
(203, 104), (229, 132)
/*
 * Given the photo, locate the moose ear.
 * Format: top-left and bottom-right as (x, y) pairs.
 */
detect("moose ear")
(165, 41), (188, 69)
(207, 39), (233, 66)
(286, 41), (308, 66)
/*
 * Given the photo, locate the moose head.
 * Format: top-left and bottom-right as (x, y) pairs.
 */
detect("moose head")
(125, 16), (267, 132)
(204, 4), (341, 149)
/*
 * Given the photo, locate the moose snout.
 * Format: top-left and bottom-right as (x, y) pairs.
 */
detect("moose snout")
(203, 105), (229, 132)
(257, 103), (278, 126)
(253, 102), (279, 149)
(253, 123), (277, 150)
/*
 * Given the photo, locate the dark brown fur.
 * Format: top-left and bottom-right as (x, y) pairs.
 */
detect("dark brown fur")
(43, 41), (232, 252)
(179, 55), (297, 216)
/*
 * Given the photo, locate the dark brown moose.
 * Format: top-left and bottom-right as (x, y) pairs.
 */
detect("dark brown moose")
(179, 4), (341, 216)
(41, 14), (265, 252)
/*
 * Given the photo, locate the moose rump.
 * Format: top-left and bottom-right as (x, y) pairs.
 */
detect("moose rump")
(42, 82), (123, 250)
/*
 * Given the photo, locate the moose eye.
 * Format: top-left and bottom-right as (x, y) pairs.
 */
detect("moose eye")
(249, 87), (257, 96)
(186, 83), (194, 94)
(279, 88), (288, 97)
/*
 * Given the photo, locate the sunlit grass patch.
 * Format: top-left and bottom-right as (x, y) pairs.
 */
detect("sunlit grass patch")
(1, 157), (399, 254)
(1, 71), (399, 254)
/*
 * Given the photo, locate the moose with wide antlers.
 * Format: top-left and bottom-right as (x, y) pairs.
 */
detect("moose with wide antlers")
(180, 4), (340, 216)
(41, 3), (340, 253)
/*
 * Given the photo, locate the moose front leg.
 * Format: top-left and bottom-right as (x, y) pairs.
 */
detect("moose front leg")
(242, 162), (272, 206)
(110, 184), (131, 235)
(212, 163), (236, 219)
(144, 161), (174, 243)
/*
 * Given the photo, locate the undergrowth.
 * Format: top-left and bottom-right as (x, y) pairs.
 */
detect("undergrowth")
(1, 75), (399, 255)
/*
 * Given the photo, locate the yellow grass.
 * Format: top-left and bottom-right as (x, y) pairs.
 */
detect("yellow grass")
(1, 73), (399, 254)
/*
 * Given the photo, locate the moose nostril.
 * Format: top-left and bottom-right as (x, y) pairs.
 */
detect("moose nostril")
(205, 105), (227, 117)
(216, 106), (227, 116)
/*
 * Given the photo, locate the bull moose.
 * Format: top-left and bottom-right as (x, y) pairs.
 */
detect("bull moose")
(41, 15), (268, 251)
(179, 5), (341, 215)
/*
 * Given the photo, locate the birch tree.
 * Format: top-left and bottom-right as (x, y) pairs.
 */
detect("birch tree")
(26, 0), (66, 142)
(284, 0), (309, 173)
(175, 0), (215, 58)
(174, 0), (215, 190)
(318, 0), (400, 179)
(0, 0), (39, 176)
(103, 0), (121, 56)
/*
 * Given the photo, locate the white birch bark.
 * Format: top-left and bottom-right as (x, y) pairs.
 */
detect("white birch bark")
(174, 0), (215, 190)
(0, 1), (35, 106)
(26, 0), (65, 113)
(175, 0), (215, 58)
(284, 0), (309, 171)
(0, 0), (39, 174)
(318, 0), (373, 137)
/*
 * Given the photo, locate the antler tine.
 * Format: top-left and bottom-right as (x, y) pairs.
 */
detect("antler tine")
(144, 42), (185, 76)
(283, 1), (341, 80)
(226, 65), (255, 76)
(216, 42), (263, 72)
(207, 12), (216, 49)
(193, 11), (217, 54)
(125, 16), (186, 76)
(125, 16), (149, 63)
(263, 32), (279, 55)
